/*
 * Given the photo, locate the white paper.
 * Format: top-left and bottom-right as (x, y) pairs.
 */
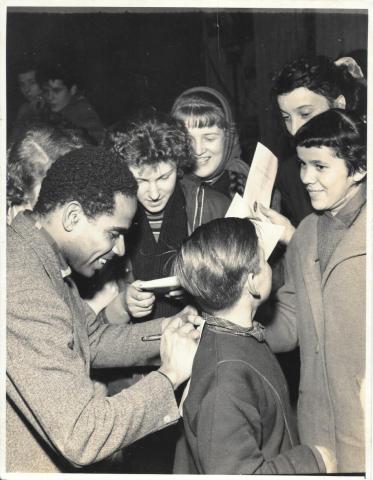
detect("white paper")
(140, 275), (181, 292)
(225, 193), (284, 260)
(243, 142), (278, 215)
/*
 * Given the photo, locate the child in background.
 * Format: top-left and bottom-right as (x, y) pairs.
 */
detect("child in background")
(172, 217), (334, 474)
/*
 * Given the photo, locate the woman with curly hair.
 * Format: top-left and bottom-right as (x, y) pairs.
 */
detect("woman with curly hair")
(104, 112), (229, 324)
(99, 112), (229, 473)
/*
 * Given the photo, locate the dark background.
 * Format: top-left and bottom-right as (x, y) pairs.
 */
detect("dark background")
(7, 7), (368, 162)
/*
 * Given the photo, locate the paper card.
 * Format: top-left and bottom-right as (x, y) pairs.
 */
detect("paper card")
(140, 276), (181, 294)
(243, 142), (278, 212)
(225, 193), (284, 260)
(250, 220), (284, 260)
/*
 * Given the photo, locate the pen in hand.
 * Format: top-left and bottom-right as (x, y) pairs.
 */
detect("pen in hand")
(141, 333), (162, 342)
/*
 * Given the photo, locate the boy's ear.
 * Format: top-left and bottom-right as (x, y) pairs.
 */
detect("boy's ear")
(333, 95), (346, 110)
(70, 84), (77, 96)
(352, 169), (367, 183)
(62, 201), (84, 232)
(246, 273), (261, 300)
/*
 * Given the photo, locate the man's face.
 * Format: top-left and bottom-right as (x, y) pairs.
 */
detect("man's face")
(63, 193), (137, 277)
(44, 79), (75, 112)
(297, 145), (364, 213)
(129, 161), (178, 214)
(18, 70), (42, 102)
(277, 87), (331, 136)
(186, 125), (225, 179)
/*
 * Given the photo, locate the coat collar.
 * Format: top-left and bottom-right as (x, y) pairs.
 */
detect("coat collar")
(10, 212), (69, 292)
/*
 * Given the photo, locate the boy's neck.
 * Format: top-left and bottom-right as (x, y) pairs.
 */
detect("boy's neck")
(212, 294), (255, 329)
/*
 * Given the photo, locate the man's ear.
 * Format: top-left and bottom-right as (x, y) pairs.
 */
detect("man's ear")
(333, 94), (346, 110)
(246, 273), (261, 300)
(352, 169), (367, 183)
(62, 201), (84, 232)
(70, 84), (77, 96)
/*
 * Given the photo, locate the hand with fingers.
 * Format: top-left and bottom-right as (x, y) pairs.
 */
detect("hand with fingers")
(122, 280), (155, 318)
(257, 203), (296, 245)
(159, 306), (202, 390)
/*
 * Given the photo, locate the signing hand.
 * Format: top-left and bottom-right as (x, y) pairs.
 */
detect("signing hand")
(159, 309), (202, 390)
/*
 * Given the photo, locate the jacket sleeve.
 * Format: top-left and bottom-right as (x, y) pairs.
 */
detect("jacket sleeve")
(265, 237), (299, 353)
(7, 275), (179, 468)
(194, 364), (325, 474)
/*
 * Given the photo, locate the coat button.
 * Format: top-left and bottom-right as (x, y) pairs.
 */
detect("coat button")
(163, 415), (171, 423)
(315, 343), (320, 353)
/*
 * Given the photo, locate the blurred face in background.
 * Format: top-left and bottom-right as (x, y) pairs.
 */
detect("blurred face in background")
(18, 70), (42, 103)
(129, 161), (178, 214)
(44, 79), (76, 112)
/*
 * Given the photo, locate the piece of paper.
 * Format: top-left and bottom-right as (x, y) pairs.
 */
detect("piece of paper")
(242, 142), (278, 215)
(140, 276), (181, 293)
(225, 193), (284, 260)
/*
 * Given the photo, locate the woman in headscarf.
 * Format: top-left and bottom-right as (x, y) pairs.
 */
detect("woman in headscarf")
(171, 86), (250, 202)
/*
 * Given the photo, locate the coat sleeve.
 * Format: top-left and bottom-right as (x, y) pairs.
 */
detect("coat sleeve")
(194, 363), (325, 474)
(265, 238), (299, 353)
(7, 273), (179, 468)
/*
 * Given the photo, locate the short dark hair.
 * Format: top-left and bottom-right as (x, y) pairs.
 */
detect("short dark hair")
(7, 123), (86, 208)
(294, 109), (366, 176)
(171, 90), (231, 130)
(40, 63), (77, 89)
(16, 63), (40, 84)
(173, 217), (260, 312)
(34, 146), (138, 218)
(272, 56), (366, 117)
(104, 112), (195, 174)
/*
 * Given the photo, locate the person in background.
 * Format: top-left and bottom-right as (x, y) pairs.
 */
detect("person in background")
(172, 217), (335, 474)
(9, 62), (48, 142)
(171, 86), (250, 202)
(7, 146), (202, 473)
(6, 123), (87, 225)
(41, 63), (104, 144)
(269, 55), (366, 228)
(264, 109), (366, 473)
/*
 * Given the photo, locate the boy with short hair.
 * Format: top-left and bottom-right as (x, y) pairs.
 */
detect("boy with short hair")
(172, 217), (333, 474)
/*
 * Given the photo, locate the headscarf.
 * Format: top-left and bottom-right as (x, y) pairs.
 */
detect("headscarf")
(171, 86), (249, 184)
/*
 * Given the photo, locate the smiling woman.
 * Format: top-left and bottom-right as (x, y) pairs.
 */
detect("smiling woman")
(171, 86), (250, 200)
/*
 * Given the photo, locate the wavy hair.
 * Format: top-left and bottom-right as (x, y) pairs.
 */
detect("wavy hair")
(104, 112), (195, 175)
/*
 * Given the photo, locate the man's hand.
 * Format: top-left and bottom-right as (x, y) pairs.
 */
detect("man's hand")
(159, 306), (202, 390)
(258, 203), (295, 245)
(123, 280), (155, 318)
